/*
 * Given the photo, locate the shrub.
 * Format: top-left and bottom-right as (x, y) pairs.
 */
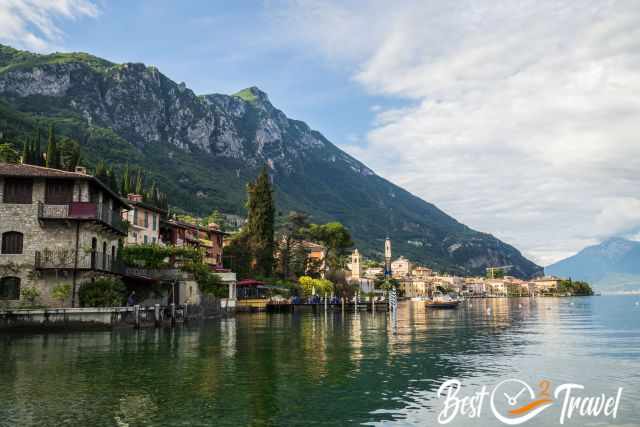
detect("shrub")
(79, 278), (126, 307)
(20, 286), (41, 307)
(51, 283), (72, 305)
(182, 261), (226, 298)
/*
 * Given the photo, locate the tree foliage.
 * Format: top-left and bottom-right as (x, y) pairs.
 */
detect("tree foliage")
(306, 222), (353, 273)
(0, 143), (19, 163)
(245, 167), (275, 276)
(79, 278), (126, 307)
(277, 211), (310, 279)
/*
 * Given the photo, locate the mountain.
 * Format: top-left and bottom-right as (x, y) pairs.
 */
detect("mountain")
(546, 237), (640, 291)
(0, 44), (541, 277)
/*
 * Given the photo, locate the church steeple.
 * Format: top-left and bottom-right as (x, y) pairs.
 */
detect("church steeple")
(351, 249), (361, 280)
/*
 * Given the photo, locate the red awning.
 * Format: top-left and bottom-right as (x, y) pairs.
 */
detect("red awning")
(237, 279), (266, 287)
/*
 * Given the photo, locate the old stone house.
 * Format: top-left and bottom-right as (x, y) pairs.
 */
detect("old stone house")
(0, 163), (130, 307)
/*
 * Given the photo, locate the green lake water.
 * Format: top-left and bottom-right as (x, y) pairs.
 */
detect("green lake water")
(1, 296), (639, 426)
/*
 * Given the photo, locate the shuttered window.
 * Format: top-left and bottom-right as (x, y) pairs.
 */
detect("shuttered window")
(0, 277), (20, 300)
(1, 232), (23, 254)
(3, 178), (33, 204)
(45, 180), (74, 204)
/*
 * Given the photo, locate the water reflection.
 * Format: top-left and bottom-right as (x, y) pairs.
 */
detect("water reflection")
(0, 296), (639, 426)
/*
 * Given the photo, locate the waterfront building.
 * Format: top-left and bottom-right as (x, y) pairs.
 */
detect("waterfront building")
(412, 266), (433, 279)
(399, 277), (429, 298)
(123, 193), (166, 245)
(532, 276), (560, 295)
(0, 164), (129, 307)
(465, 279), (487, 296)
(160, 218), (226, 271)
(391, 256), (412, 278)
(486, 279), (508, 297)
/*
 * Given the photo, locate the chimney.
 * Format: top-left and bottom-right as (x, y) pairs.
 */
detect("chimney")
(127, 194), (144, 202)
(75, 166), (88, 175)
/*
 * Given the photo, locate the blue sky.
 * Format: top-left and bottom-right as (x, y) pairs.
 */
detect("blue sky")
(57, 0), (401, 147)
(2, 0), (640, 265)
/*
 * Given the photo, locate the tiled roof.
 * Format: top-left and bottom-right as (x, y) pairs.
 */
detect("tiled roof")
(0, 163), (131, 208)
(0, 163), (92, 178)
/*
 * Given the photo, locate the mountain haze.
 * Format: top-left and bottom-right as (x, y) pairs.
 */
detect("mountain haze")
(546, 237), (640, 292)
(0, 44), (541, 277)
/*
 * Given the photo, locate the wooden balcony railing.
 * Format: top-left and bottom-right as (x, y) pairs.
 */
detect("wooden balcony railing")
(37, 201), (128, 235)
(35, 249), (126, 274)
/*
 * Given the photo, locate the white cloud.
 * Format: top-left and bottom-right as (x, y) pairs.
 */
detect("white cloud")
(0, 0), (98, 51)
(272, 0), (640, 265)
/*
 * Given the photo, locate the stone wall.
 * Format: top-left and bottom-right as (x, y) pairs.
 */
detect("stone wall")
(0, 177), (123, 307)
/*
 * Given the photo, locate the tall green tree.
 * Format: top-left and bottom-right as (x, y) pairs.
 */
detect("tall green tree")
(121, 163), (131, 195)
(34, 128), (42, 166)
(0, 143), (20, 164)
(45, 125), (60, 169)
(59, 137), (81, 171)
(21, 139), (30, 164)
(134, 168), (144, 194)
(307, 222), (353, 273)
(276, 211), (310, 279)
(246, 167), (276, 276)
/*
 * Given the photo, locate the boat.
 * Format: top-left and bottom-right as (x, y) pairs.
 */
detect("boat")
(410, 296), (429, 302)
(425, 293), (461, 309)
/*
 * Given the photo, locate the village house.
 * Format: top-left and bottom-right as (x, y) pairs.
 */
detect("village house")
(302, 240), (326, 275)
(123, 194), (165, 245)
(0, 164), (129, 307)
(391, 256), (412, 278)
(411, 266), (433, 279)
(532, 276), (560, 295)
(160, 218), (226, 271)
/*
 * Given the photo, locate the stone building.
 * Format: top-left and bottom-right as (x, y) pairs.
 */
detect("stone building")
(0, 164), (130, 307)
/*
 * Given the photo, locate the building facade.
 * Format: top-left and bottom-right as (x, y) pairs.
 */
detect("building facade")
(123, 194), (165, 245)
(0, 164), (129, 307)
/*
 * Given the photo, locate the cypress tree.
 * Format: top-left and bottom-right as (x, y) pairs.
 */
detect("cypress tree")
(121, 163), (131, 195)
(45, 125), (59, 169)
(34, 128), (42, 166)
(246, 167), (276, 276)
(134, 168), (144, 195)
(107, 167), (118, 192)
(21, 139), (30, 164)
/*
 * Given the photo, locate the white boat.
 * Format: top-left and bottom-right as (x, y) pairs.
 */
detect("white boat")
(410, 296), (429, 302)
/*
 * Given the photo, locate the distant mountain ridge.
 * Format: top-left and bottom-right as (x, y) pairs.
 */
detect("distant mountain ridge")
(546, 237), (640, 291)
(0, 43), (542, 277)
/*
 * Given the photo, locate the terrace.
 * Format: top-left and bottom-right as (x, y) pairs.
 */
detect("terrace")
(37, 201), (128, 235)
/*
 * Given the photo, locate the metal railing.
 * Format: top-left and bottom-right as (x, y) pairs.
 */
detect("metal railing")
(35, 249), (126, 274)
(37, 201), (128, 235)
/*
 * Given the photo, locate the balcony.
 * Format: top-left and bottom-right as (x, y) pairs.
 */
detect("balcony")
(37, 201), (128, 235)
(35, 249), (126, 275)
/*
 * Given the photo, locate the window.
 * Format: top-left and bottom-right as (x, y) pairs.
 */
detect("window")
(152, 213), (157, 231)
(144, 211), (149, 228)
(3, 178), (33, 204)
(0, 277), (20, 300)
(144, 235), (148, 244)
(1, 232), (23, 254)
(45, 180), (74, 204)
(152, 237), (157, 244)
(133, 208), (138, 225)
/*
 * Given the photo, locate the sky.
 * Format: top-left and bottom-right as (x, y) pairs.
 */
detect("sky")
(1, 0), (639, 266)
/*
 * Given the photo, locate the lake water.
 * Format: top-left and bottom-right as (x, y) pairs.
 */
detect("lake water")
(1, 296), (639, 426)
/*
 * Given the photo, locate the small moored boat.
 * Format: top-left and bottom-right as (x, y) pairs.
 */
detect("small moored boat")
(425, 293), (461, 309)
